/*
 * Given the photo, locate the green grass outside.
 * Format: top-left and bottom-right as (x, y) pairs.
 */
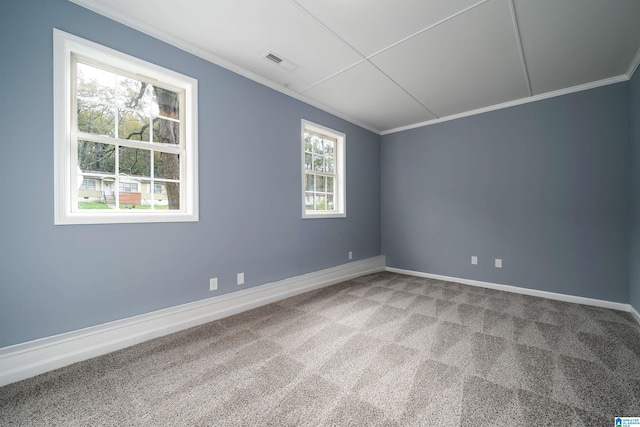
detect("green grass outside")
(78, 201), (112, 209)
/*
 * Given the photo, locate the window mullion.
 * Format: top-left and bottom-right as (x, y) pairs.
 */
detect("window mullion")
(113, 71), (119, 139)
(75, 132), (182, 154)
(115, 144), (120, 210)
(149, 90), (155, 211)
(70, 58), (79, 212)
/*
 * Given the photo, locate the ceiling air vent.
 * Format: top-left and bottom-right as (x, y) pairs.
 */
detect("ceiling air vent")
(263, 51), (299, 73)
(266, 53), (282, 64)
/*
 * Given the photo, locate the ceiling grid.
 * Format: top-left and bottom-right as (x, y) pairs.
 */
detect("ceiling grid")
(70, 0), (640, 134)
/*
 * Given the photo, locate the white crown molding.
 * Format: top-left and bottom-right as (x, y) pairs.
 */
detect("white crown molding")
(386, 266), (632, 312)
(0, 256), (386, 387)
(627, 46), (640, 79)
(381, 74), (629, 135)
(67, 0), (381, 135)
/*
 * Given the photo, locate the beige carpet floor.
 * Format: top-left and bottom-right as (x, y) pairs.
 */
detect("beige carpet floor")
(1, 272), (640, 426)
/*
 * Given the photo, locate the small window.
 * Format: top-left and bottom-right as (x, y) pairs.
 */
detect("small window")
(301, 120), (345, 218)
(54, 29), (198, 224)
(79, 178), (97, 191)
(119, 182), (139, 193)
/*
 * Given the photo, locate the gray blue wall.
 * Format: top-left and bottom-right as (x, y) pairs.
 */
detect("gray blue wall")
(0, 0), (381, 348)
(631, 70), (640, 313)
(1, 0), (637, 350)
(381, 83), (632, 303)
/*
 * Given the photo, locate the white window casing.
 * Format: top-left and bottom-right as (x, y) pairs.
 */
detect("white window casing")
(53, 29), (198, 224)
(301, 119), (346, 219)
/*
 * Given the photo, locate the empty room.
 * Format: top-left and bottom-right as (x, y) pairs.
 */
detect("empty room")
(2, 0), (640, 425)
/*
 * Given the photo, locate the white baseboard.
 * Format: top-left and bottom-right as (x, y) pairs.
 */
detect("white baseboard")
(0, 256), (385, 387)
(386, 267), (631, 313)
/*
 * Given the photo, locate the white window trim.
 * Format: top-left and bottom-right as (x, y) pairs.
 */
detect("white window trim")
(301, 119), (346, 219)
(53, 29), (199, 225)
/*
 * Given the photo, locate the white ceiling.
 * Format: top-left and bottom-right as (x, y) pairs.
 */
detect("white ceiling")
(72, 0), (640, 134)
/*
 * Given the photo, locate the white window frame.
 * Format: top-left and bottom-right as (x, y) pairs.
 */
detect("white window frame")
(301, 119), (346, 219)
(53, 29), (198, 225)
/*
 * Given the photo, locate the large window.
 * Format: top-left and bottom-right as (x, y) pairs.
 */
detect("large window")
(54, 29), (198, 224)
(302, 120), (345, 218)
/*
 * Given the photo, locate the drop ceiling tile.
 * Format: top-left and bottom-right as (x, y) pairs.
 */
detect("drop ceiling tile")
(302, 61), (436, 131)
(370, 0), (529, 118)
(294, 0), (481, 57)
(514, 0), (640, 95)
(90, 0), (362, 92)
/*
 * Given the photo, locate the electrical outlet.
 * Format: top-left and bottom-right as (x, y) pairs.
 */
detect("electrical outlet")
(349, 251), (353, 260)
(237, 272), (244, 285)
(209, 278), (218, 291)
(495, 259), (502, 268)
(471, 256), (478, 265)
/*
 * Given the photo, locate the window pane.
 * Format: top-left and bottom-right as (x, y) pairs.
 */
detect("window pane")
(315, 194), (326, 211)
(152, 181), (170, 210)
(305, 174), (314, 191)
(304, 135), (312, 153)
(152, 87), (180, 119)
(324, 140), (334, 155)
(133, 180), (161, 210)
(326, 176), (334, 194)
(326, 155), (335, 174)
(119, 146), (150, 177)
(305, 192), (314, 210)
(313, 136), (323, 154)
(119, 178), (142, 209)
(77, 177), (107, 210)
(77, 63), (114, 102)
(77, 99), (115, 136)
(305, 153), (312, 170)
(152, 117), (180, 145)
(163, 182), (180, 211)
(117, 75), (150, 111)
(78, 140), (115, 174)
(327, 195), (334, 211)
(317, 175), (326, 192)
(313, 154), (324, 172)
(118, 110), (150, 141)
(154, 152), (180, 180)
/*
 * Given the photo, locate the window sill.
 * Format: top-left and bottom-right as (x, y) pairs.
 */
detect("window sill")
(302, 212), (346, 219)
(55, 211), (199, 225)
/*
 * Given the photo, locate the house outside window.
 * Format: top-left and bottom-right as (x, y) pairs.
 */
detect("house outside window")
(302, 120), (345, 218)
(54, 29), (198, 224)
